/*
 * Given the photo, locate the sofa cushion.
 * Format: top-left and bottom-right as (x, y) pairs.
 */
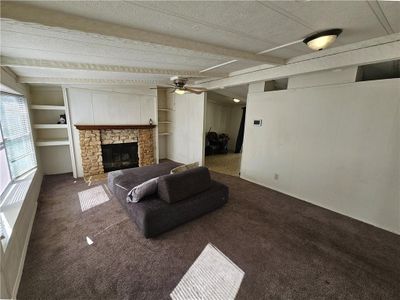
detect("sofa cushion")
(126, 177), (159, 203)
(108, 161), (181, 202)
(158, 167), (211, 204)
(125, 180), (228, 238)
(170, 162), (199, 174)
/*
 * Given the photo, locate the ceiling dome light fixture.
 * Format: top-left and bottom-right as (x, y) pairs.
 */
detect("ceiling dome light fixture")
(303, 29), (342, 51)
(233, 98), (240, 103)
(175, 89), (186, 95)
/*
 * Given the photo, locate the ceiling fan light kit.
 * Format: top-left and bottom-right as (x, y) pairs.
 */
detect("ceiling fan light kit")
(303, 29), (343, 51)
(152, 77), (208, 95)
(175, 89), (186, 95)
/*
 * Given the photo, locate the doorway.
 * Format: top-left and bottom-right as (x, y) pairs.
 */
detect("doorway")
(204, 84), (248, 176)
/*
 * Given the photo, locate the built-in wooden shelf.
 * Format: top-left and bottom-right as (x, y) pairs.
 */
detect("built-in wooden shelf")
(74, 124), (156, 130)
(31, 105), (65, 110)
(36, 139), (70, 147)
(158, 108), (173, 112)
(33, 124), (68, 129)
(158, 132), (172, 136)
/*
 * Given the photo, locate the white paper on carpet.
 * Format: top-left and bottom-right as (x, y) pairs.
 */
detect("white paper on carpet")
(78, 185), (109, 212)
(171, 243), (244, 300)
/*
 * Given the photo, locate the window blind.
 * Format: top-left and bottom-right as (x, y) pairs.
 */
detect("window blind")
(0, 92), (36, 178)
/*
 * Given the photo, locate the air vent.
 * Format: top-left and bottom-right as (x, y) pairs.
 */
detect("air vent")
(356, 60), (400, 82)
(264, 78), (288, 91)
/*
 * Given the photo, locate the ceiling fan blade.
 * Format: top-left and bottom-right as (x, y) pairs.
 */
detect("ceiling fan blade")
(185, 87), (205, 94)
(187, 86), (207, 91)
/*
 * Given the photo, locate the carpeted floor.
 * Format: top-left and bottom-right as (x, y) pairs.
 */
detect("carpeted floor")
(205, 152), (241, 176)
(18, 170), (400, 299)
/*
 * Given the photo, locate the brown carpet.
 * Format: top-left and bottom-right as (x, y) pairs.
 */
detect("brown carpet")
(18, 171), (400, 299)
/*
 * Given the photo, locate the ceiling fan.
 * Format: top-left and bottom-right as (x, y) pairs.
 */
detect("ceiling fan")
(152, 77), (207, 95)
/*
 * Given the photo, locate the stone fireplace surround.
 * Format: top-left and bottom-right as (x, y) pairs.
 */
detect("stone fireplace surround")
(75, 125), (155, 177)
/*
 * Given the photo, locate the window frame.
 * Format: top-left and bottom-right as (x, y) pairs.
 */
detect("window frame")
(0, 125), (13, 196)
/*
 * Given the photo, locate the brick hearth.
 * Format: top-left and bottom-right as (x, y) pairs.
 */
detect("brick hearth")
(78, 128), (155, 177)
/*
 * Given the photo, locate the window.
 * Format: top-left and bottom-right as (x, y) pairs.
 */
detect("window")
(0, 92), (36, 194)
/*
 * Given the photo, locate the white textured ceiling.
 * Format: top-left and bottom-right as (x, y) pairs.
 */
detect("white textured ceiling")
(208, 89), (247, 106)
(213, 85), (249, 102)
(1, 0), (399, 85)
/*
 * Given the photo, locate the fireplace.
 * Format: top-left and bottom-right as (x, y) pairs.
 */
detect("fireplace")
(101, 142), (138, 172)
(76, 125), (155, 177)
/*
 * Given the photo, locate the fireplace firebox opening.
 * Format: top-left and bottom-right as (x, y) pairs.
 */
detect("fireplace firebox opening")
(101, 142), (138, 172)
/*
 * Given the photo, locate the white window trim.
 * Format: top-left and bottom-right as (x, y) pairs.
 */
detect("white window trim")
(0, 124), (13, 196)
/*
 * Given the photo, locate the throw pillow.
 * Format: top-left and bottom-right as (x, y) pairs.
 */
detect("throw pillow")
(126, 177), (158, 203)
(170, 162), (199, 174)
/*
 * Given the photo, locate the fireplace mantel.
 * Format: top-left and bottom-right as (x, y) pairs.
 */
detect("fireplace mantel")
(75, 124), (156, 130)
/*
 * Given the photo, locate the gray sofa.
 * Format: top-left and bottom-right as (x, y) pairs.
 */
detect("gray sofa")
(108, 161), (229, 238)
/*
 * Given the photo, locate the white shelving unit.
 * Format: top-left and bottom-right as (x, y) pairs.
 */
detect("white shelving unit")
(36, 139), (70, 147)
(31, 105), (66, 110)
(30, 86), (74, 175)
(157, 90), (173, 134)
(33, 124), (68, 129)
(157, 89), (173, 160)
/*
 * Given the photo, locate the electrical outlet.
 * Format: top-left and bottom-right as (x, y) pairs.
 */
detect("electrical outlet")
(274, 173), (279, 180)
(253, 119), (262, 126)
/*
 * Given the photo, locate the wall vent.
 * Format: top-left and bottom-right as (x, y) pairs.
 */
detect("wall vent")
(264, 78), (288, 92)
(356, 60), (400, 82)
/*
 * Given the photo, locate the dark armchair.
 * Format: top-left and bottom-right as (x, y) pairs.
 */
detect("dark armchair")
(205, 130), (229, 155)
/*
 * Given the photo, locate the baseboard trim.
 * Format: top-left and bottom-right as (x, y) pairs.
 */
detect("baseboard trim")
(11, 200), (38, 299)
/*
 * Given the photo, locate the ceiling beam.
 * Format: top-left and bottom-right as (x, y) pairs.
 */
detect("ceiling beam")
(197, 33), (400, 90)
(0, 2), (285, 65)
(0, 56), (227, 78)
(17, 76), (162, 86)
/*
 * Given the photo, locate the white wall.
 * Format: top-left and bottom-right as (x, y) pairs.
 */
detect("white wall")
(206, 100), (230, 134)
(66, 86), (156, 177)
(206, 97), (243, 151)
(167, 92), (206, 165)
(241, 78), (400, 234)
